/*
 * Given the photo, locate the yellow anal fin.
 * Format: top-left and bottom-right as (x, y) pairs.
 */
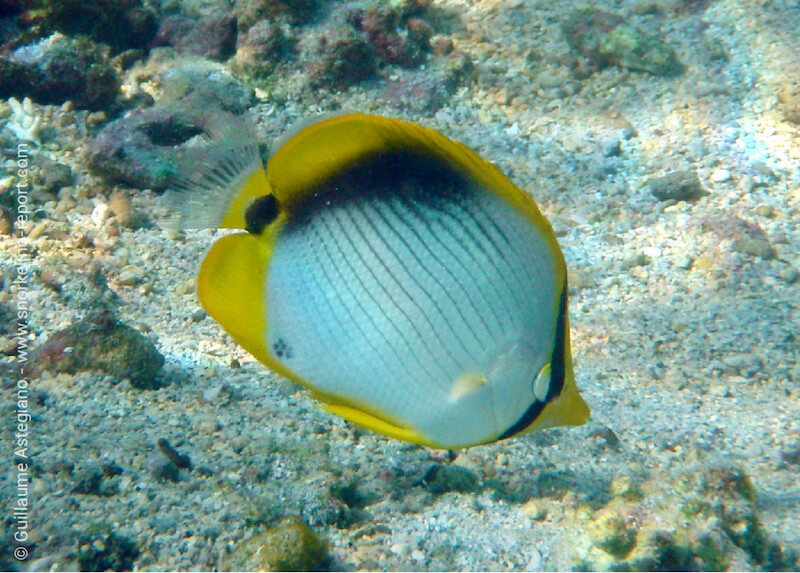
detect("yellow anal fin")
(320, 403), (439, 448)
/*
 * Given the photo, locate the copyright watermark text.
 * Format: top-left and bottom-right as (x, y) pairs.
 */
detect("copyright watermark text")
(12, 142), (32, 561)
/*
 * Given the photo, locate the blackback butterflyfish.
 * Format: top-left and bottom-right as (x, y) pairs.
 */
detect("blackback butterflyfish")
(166, 113), (590, 449)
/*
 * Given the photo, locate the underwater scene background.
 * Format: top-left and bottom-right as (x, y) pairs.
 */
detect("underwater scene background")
(1, 0), (799, 570)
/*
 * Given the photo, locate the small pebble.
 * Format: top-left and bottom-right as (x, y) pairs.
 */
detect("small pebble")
(390, 542), (409, 557)
(522, 501), (548, 521)
(91, 203), (111, 226)
(202, 385), (224, 403)
(756, 205), (774, 218)
(431, 36), (454, 56)
(710, 383), (730, 397)
(197, 415), (221, 434)
(647, 170), (707, 201)
(157, 438), (192, 470)
(424, 464), (479, 494)
(29, 221), (48, 240)
(623, 253), (650, 269)
(673, 254), (694, 270)
(177, 280), (196, 295)
(109, 190), (134, 227)
(740, 175), (759, 193)
(751, 161), (775, 179)
(602, 139), (622, 157)
(71, 464), (105, 495)
(87, 111), (108, 127)
(524, 548), (543, 571)
(781, 443), (800, 465)
(589, 426), (622, 450)
(778, 266), (799, 284)
(150, 459), (180, 482)
(0, 208), (12, 235)
(687, 139), (707, 160)
(710, 168), (732, 183)
(118, 266), (145, 286)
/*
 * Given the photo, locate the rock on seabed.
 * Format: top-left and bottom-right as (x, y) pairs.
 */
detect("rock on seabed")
(563, 8), (683, 76)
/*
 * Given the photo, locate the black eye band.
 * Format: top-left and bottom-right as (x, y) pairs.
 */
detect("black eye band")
(245, 194), (280, 235)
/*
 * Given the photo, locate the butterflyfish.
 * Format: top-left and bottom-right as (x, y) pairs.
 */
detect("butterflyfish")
(166, 113), (590, 449)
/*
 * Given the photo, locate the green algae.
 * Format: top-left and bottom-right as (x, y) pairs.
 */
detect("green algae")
(563, 8), (683, 76)
(572, 465), (797, 571)
(225, 516), (329, 572)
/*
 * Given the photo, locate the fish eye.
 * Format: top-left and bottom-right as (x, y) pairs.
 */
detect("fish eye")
(245, 194), (280, 234)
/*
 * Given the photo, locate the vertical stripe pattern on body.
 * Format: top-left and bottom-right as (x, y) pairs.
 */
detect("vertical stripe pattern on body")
(263, 151), (561, 447)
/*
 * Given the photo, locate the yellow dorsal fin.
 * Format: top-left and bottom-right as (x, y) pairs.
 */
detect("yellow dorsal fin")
(267, 114), (561, 263)
(266, 113), (405, 204)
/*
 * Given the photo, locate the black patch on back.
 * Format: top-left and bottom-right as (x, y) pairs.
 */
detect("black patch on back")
(285, 149), (475, 228)
(246, 194), (280, 235)
(497, 280), (568, 441)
